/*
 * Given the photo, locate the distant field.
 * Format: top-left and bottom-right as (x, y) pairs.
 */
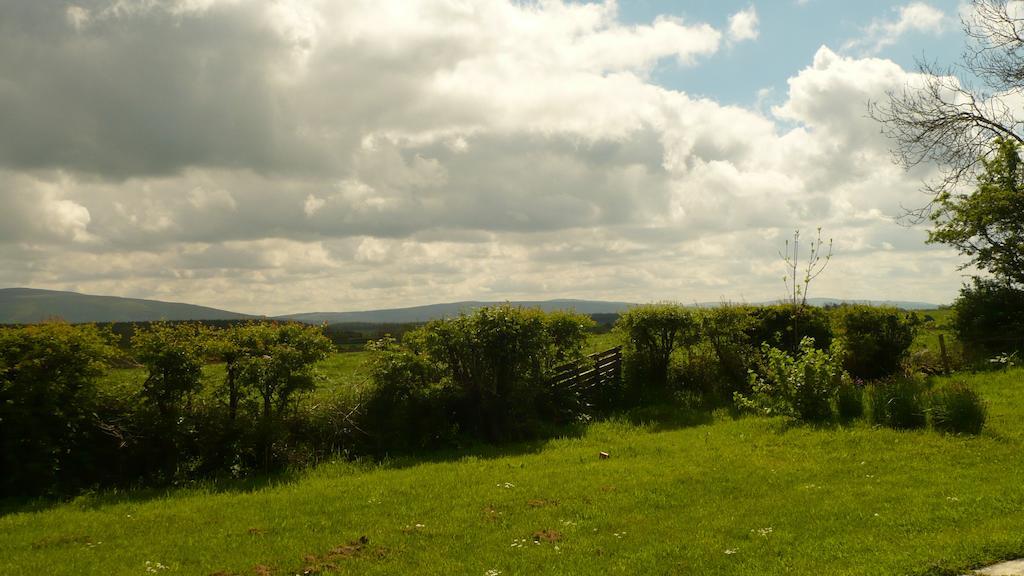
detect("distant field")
(3, 367), (1023, 575)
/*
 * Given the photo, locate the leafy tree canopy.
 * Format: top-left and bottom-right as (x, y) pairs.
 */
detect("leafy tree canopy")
(929, 137), (1024, 286)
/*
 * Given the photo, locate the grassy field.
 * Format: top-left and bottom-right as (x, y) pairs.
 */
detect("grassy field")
(3, 365), (1024, 575)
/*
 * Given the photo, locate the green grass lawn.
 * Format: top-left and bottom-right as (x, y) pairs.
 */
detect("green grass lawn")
(4, 367), (1024, 575)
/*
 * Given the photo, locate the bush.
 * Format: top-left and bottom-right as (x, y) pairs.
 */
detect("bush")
(367, 305), (595, 443)
(833, 305), (919, 380)
(0, 323), (116, 496)
(930, 381), (987, 435)
(745, 305), (833, 355)
(735, 337), (848, 423)
(867, 377), (927, 430)
(616, 304), (699, 404)
(953, 278), (1024, 362)
(363, 335), (452, 453)
(700, 306), (756, 394)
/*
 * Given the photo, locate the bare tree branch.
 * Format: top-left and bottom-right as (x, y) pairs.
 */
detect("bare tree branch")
(870, 0), (1024, 222)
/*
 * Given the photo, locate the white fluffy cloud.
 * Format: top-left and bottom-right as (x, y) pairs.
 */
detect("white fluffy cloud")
(0, 1), (964, 313)
(728, 6), (760, 43)
(843, 2), (948, 55)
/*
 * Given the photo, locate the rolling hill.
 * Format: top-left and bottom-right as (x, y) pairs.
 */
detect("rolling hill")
(278, 297), (942, 325)
(0, 288), (943, 325)
(276, 299), (637, 324)
(0, 288), (254, 324)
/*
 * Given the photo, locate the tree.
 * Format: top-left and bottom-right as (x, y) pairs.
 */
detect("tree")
(929, 137), (1024, 286)
(871, 0), (1024, 220)
(132, 322), (209, 418)
(210, 322), (274, 422)
(234, 322), (333, 420)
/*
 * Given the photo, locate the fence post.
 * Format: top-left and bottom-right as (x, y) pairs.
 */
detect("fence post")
(938, 334), (951, 376)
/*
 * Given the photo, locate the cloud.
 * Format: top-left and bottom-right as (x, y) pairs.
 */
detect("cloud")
(843, 2), (948, 55)
(728, 6), (760, 43)
(0, 1), (966, 313)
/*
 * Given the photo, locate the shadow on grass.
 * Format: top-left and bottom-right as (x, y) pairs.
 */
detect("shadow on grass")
(1, 404), (723, 516)
(617, 404), (716, 432)
(365, 421), (590, 471)
(0, 469), (304, 518)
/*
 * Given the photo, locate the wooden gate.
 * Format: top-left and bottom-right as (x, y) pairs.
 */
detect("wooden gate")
(549, 346), (622, 398)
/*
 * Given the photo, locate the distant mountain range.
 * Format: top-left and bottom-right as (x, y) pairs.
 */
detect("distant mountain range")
(0, 288), (942, 325)
(277, 299), (637, 325)
(0, 288), (254, 324)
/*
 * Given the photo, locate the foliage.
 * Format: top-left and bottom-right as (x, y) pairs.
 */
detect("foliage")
(930, 381), (987, 435)
(0, 323), (116, 496)
(132, 322), (210, 418)
(929, 138), (1024, 286)
(363, 335), (450, 452)
(544, 310), (596, 365)
(229, 322), (334, 420)
(367, 305), (595, 443)
(700, 306), (756, 393)
(833, 305), (919, 380)
(867, 377), (928, 430)
(616, 303), (699, 403)
(745, 305), (833, 355)
(735, 338), (849, 422)
(952, 277), (1024, 360)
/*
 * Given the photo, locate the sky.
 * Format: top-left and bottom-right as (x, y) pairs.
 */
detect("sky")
(0, 0), (979, 314)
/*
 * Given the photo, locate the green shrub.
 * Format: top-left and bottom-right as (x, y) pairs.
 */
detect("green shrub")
(373, 305), (595, 442)
(735, 338), (848, 423)
(616, 303), (699, 404)
(867, 378), (927, 430)
(745, 305), (833, 355)
(833, 305), (918, 380)
(363, 335), (452, 452)
(700, 306), (756, 394)
(0, 323), (116, 496)
(544, 310), (596, 365)
(930, 381), (987, 435)
(953, 278), (1024, 362)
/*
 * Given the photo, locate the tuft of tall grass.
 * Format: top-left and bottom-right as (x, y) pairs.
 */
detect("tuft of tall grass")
(867, 377), (927, 430)
(930, 381), (987, 435)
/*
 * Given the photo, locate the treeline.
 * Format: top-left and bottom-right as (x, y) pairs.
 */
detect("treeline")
(1, 321), (335, 497)
(0, 301), (995, 498)
(43, 319), (422, 352)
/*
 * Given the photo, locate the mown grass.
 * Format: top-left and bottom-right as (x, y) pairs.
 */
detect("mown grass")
(4, 367), (1024, 575)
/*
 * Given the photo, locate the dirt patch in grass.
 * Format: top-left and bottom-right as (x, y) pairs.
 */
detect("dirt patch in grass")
(527, 498), (558, 508)
(296, 536), (388, 575)
(533, 529), (563, 543)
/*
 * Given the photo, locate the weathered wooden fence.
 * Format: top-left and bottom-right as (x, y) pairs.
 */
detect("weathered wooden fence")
(549, 346), (622, 399)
